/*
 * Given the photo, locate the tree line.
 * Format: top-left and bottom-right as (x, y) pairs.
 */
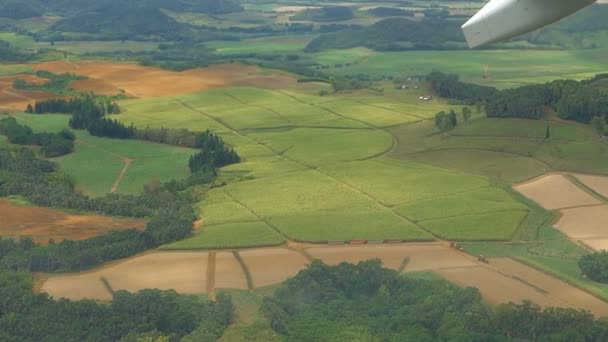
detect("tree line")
(0, 145), (198, 272)
(429, 72), (608, 127)
(263, 260), (608, 341)
(0, 269), (233, 341)
(0, 117), (74, 157)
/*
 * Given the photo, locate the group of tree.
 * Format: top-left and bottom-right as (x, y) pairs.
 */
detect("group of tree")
(27, 96), (120, 116)
(28, 96), (133, 139)
(0, 117), (74, 157)
(305, 17), (467, 52)
(0, 145), (199, 272)
(428, 71), (498, 104)
(291, 6), (355, 22)
(579, 251), (608, 283)
(189, 130), (241, 174)
(263, 260), (608, 340)
(14, 70), (86, 93)
(0, 269), (233, 341)
(434, 110), (458, 132)
(430, 72), (608, 127)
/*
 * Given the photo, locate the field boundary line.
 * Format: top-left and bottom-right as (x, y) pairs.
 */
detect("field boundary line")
(207, 252), (216, 300)
(512, 257), (608, 304)
(350, 99), (427, 120)
(221, 189), (291, 243)
(402, 147), (554, 170)
(110, 158), (133, 193)
(565, 173), (608, 203)
(233, 251), (254, 290)
(100, 276), (115, 295)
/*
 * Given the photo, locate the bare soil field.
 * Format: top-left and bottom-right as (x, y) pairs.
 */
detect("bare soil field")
(214, 252), (248, 290)
(41, 252), (209, 300)
(438, 258), (608, 317)
(306, 244), (476, 271)
(33, 61), (296, 98)
(39, 245), (608, 316)
(0, 199), (146, 243)
(554, 205), (608, 239)
(580, 238), (608, 251)
(573, 174), (608, 198)
(514, 173), (600, 210)
(0, 74), (66, 111)
(239, 248), (310, 288)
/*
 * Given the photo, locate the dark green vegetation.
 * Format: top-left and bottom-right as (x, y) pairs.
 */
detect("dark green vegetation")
(263, 260), (608, 341)
(431, 71), (608, 124)
(580, 251), (608, 283)
(291, 6), (355, 22)
(14, 70), (85, 94)
(0, 110), (239, 271)
(0, 270), (233, 341)
(305, 18), (465, 52)
(0, 117), (74, 157)
(0, 145), (195, 271)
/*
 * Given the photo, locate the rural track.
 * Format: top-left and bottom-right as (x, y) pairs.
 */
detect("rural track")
(110, 158), (133, 193)
(76, 140), (134, 193)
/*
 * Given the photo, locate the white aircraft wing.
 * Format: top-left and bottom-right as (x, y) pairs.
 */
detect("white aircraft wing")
(462, 0), (597, 48)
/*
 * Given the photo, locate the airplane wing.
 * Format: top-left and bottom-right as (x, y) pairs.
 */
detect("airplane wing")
(462, 0), (598, 48)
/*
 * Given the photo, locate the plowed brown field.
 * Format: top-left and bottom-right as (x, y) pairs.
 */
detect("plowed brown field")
(0, 199), (146, 243)
(0, 74), (67, 111)
(33, 61), (296, 98)
(41, 243), (608, 317)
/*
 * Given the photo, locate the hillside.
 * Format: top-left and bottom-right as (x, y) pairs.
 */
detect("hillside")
(0, 0), (243, 16)
(305, 17), (466, 52)
(49, 7), (185, 40)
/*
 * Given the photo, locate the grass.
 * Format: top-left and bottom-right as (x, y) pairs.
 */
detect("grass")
(418, 210), (529, 240)
(11, 114), (195, 196)
(325, 159), (491, 206)
(35, 41), (160, 54)
(223, 169), (433, 242)
(163, 222), (286, 249)
(318, 99), (420, 127)
(319, 48), (608, 88)
(395, 187), (528, 222)
(391, 117), (608, 183)
(209, 36), (314, 55)
(0, 64), (32, 76)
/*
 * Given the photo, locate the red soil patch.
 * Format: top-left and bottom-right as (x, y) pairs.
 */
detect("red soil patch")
(0, 74), (66, 111)
(0, 199), (146, 244)
(33, 61), (296, 98)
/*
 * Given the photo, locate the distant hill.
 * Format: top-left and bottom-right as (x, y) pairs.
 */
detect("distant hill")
(0, 1), (43, 19)
(0, 0), (243, 16)
(305, 17), (466, 52)
(49, 6), (185, 40)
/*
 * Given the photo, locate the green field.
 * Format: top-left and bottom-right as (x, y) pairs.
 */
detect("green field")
(109, 84), (539, 244)
(390, 117), (608, 182)
(318, 49), (608, 88)
(164, 221), (286, 249)
(12, 114), (196, 196)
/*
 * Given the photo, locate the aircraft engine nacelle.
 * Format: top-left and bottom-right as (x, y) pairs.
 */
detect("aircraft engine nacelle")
(462, 0), (597, 48)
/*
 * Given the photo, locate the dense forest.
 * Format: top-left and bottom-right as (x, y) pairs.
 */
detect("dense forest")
(305, 18), (467, 52)
(0, 117), (74, 157)
(429, 72), (608, 125)
(0, 270), (233, 341)
(263, 260), (608, 341)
